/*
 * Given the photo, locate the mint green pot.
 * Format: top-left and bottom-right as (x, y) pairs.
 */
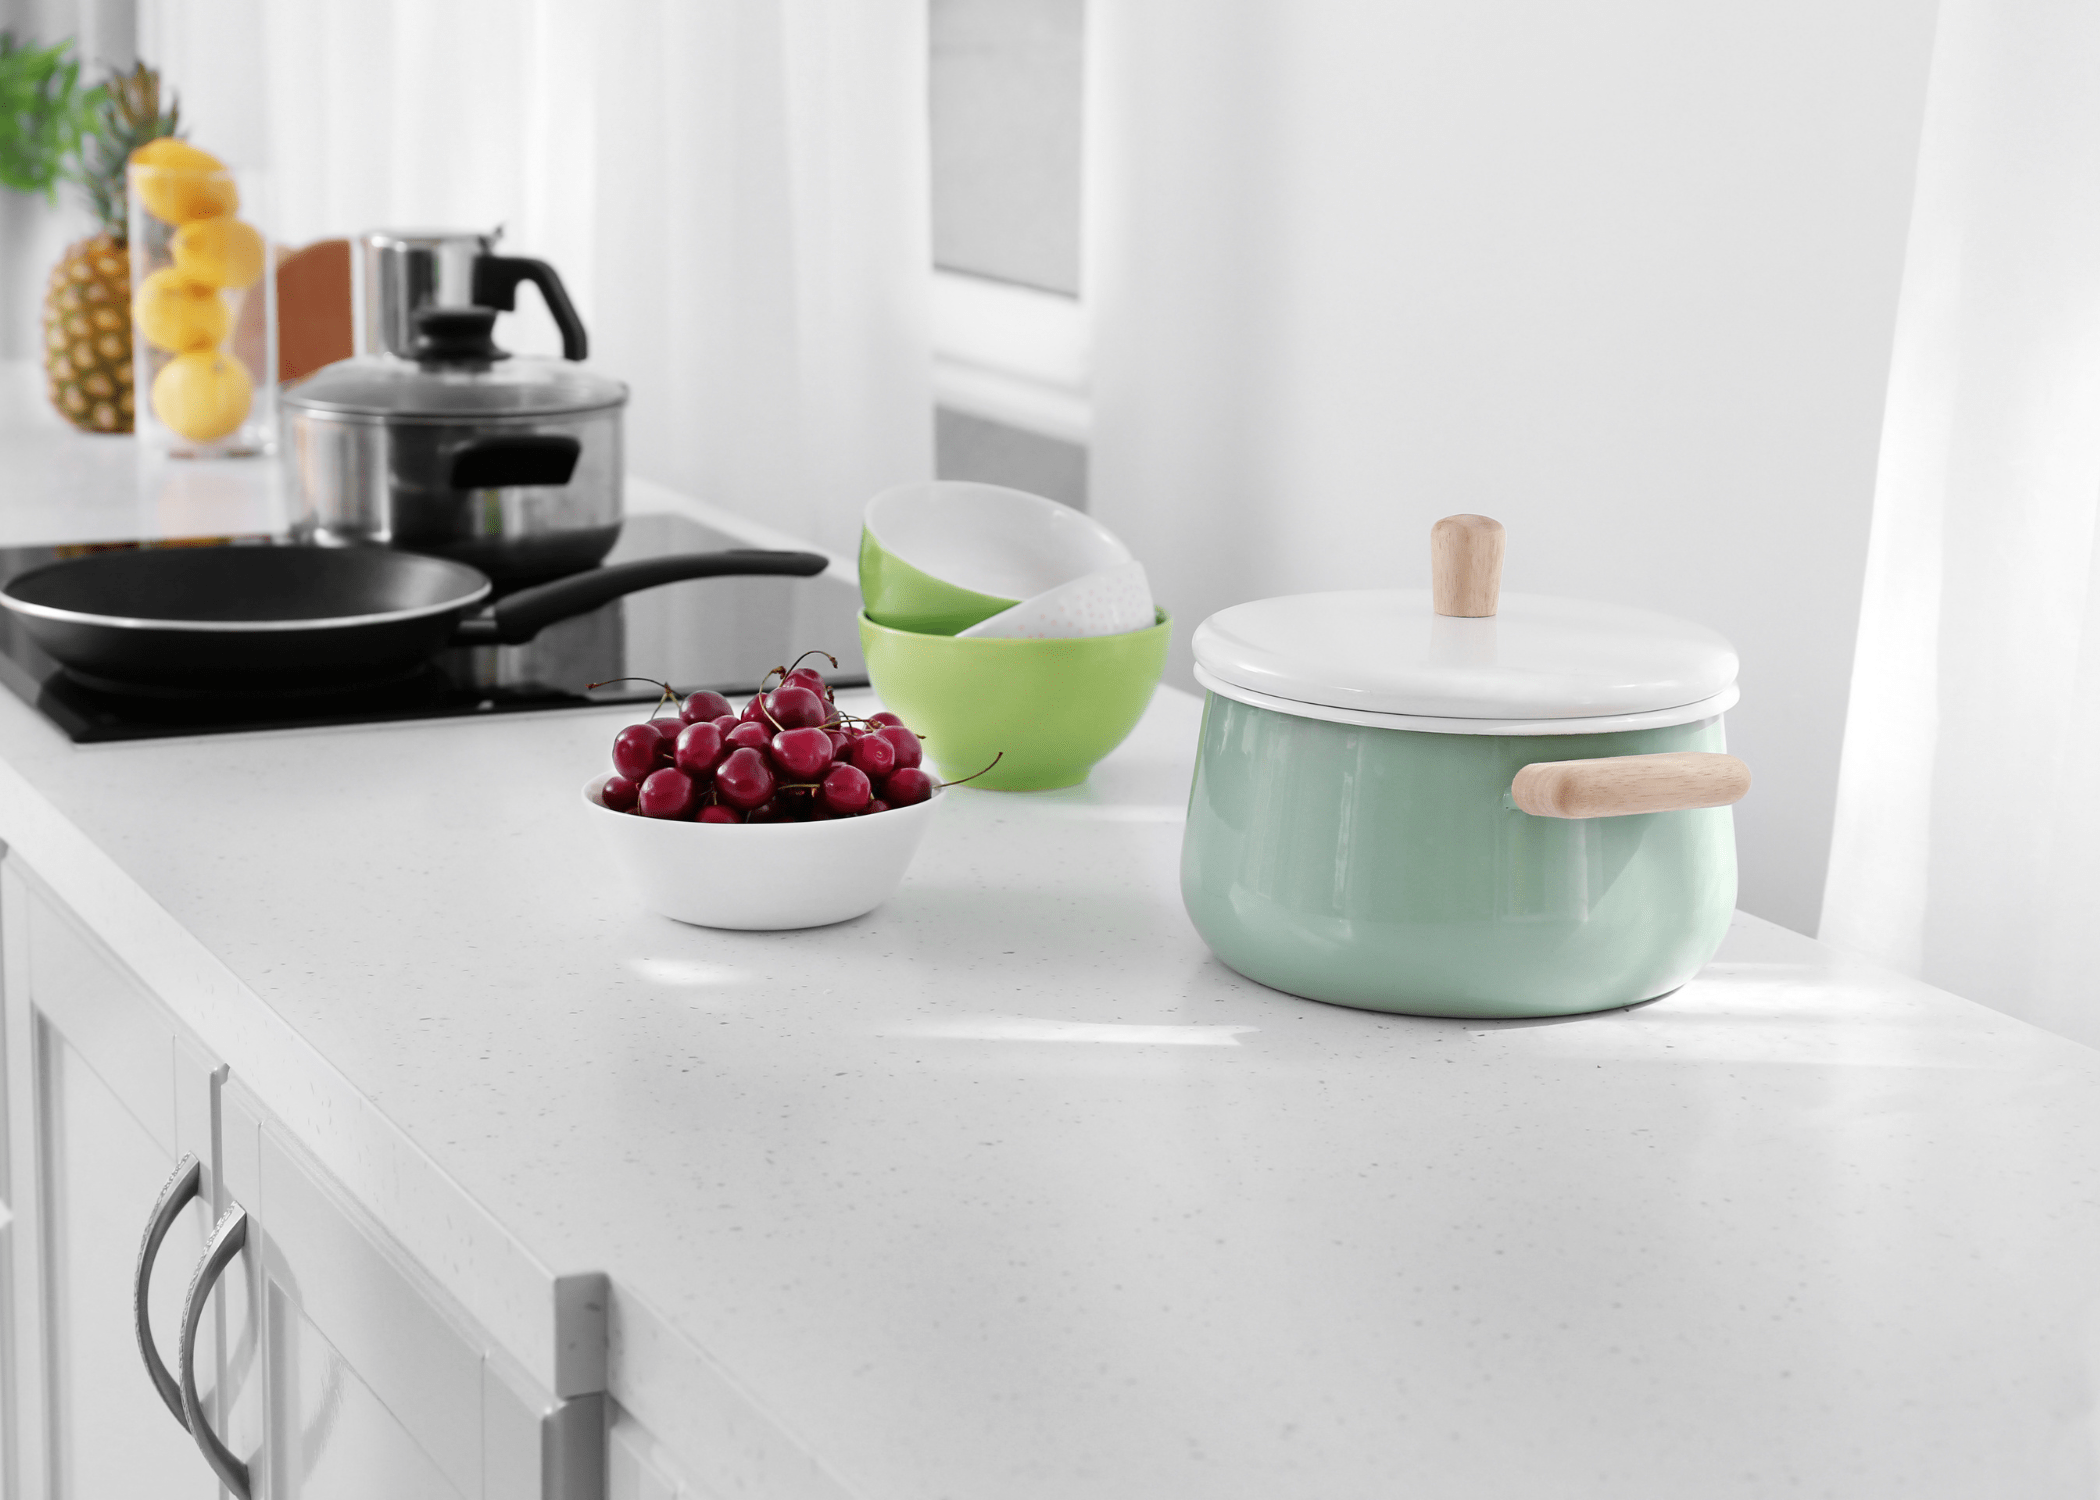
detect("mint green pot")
(1180, 694), (1736, 1018)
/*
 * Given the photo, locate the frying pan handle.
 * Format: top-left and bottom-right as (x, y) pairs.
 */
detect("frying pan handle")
(454, 549), (832, 646)
(1511, 751), (1750, 819)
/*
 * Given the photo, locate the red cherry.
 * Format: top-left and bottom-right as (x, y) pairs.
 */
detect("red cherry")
(697, 804), (743, 824)
(826, 729), (850, 760)
(681, 690), (733, 724)
(884, 767), (934, 807)
(771, 726), (833, 780)
(765, 684), (828, 729)
(877, 725), (922, 770)
(864, 798), (890, 816)
(612, 723), (665, 781)
(867, 711), (905, 729)
(725, 721), (771, 755)
(601, 775), (640, 812)
(639, 767), (698, 819)
(674, 722), (724, 777)
(740, 693), (771, 724)
(784, 667), (830, 699)
(649, 717), (685, 749)
(711, 713), (740, 735)
(850, 732), (896, 779)
(820, 763), (872, 815)
(715, 747), (776, 809)
(745, 796), (788, 823)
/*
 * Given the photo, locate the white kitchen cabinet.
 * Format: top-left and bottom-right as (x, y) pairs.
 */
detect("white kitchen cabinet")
(0, 857), (227, 1500)
(216, 1079), (602, 1500)
(0, 858), (602, 1500)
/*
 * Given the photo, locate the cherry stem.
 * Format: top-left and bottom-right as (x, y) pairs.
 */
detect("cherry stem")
(587, 675), (673, 697)
(938, 751), (1004, 789)
(586, 676), (678, 717)
(822, 711), (923, 739)
(786, 649), (840, 676)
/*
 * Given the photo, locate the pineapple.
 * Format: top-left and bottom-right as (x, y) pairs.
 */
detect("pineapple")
(42, 64), (180, 434)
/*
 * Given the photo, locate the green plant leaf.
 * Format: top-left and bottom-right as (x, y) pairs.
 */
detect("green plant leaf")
(0, 32), (100, 200)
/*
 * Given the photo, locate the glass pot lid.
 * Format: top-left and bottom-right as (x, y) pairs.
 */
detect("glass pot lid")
(283, 308), (628, 420)
(1191, 515), (1740, 728)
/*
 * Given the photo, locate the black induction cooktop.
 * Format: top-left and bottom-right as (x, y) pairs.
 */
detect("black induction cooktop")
(0, 512), (867, 743)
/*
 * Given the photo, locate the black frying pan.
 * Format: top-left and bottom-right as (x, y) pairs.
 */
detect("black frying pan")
(0, 545), (829, 695)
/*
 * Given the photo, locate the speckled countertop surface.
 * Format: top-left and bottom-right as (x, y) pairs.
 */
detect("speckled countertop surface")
(2, 415), (2099, 1495)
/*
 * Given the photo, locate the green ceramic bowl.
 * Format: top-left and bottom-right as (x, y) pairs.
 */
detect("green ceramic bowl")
(859, 610), (1171, 790)
(858, 527), (1017, 636)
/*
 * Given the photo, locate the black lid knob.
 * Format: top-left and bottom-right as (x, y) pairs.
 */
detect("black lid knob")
(411, 307), (510, 366)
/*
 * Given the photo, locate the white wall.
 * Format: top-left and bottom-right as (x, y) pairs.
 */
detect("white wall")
(1087, 0), (1942, 935)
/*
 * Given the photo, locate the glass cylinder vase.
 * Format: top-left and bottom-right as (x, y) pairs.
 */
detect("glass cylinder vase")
(128, 156), (276, 458)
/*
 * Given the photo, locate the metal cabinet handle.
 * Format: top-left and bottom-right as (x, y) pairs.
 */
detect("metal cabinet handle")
(179, 1202), (251, 1500)
(135, 1153), (203, 1429)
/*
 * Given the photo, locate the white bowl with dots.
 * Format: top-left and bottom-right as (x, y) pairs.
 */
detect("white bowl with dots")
(582, 775), (943, 930)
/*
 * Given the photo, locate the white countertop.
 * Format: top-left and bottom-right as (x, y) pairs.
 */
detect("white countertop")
(3, 402), (2098, 1498)
(0, 363), (289, 543)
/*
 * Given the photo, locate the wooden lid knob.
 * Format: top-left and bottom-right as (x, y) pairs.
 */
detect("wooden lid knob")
(1431, 514), (1505, 617)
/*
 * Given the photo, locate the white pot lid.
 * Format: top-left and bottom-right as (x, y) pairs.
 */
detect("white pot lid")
(1191, 587), (1739, 726)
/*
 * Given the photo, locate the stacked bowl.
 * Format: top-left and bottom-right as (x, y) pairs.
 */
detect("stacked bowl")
(858, 482), (1169, 790)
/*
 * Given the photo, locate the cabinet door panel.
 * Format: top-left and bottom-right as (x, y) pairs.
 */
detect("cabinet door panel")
(41, 1024), (218, 1500)
(27, 884), (179, 1145)
(258, 1128), (484, 1496)
(3, 863), (228, 1500)
(220, 1080), (494, 1500)
(268, 1285), (467, 1500)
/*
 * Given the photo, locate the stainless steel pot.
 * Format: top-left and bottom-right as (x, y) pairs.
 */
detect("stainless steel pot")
(283, 231), (624, 586)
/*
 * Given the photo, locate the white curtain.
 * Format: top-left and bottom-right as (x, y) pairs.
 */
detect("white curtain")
(140, 0), (933, 557)
(1821, 0), (2100, 1045)
(1084, 0), (1937, 935)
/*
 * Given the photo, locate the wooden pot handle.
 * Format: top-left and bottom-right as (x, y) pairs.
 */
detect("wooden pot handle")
(1512, 751), (1750, 819)
(1432, 514), (1505, 617)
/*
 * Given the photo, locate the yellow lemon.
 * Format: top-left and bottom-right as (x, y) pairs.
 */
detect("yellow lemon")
(131, 137), (224, 172)
(134, 268), (230, 353)
(171, 217), (266, 290)
(151, 350), (252, 443)
(130, 140), (238, 224)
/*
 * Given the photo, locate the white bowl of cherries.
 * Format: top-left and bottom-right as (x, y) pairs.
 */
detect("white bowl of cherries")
(582, 654), (982, 930)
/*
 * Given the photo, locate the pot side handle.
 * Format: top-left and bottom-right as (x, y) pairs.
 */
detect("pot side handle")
(1512, 751), (1750, 819)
